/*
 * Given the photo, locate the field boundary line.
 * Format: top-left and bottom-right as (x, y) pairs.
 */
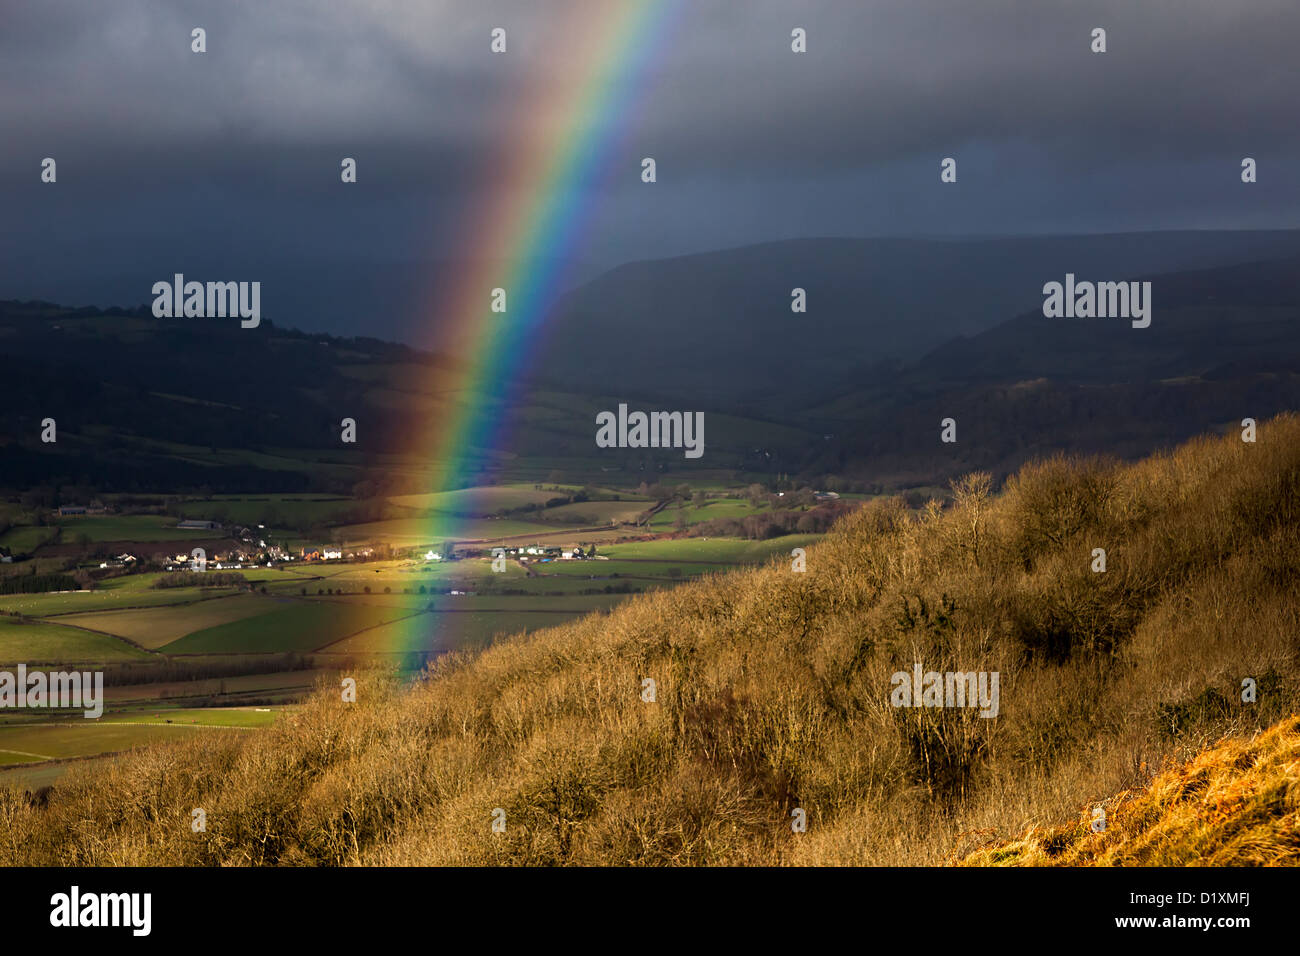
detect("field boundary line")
(310, 608), (432, 652)
(44, 721), (258, 731)
(0, 747), (56, 760)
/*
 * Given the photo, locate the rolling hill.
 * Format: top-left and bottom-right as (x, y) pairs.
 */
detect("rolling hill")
(0, 299), (816, 494)
(795, 254), (1300, 485)
(7, 231), (1300, 496)
(3, 415), (1297, 865)
(533, 231), (1300, 408)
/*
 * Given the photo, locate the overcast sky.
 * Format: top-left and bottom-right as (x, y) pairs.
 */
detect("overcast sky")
(2, 0), (1298, 318)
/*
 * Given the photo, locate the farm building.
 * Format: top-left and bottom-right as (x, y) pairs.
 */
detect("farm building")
(176, 519), (221, 531)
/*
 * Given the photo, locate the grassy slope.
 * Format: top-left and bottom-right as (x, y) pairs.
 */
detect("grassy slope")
(959, 714), (1300, 866)
(2, 416), (1299, 865)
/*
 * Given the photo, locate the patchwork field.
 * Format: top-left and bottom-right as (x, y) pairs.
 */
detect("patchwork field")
(312, 592), (624, 652)
(0, 473), (836, 792)
(55, 593), (278, 649)
(162, 600), (415, 654)
(0, 616), (147, 664)
(0, 585), (244, 618)
(387, 484), (580, 515)
(101, 669), (332, 703)
(646, 498), (770, 528)
(0, 720), (246, 766)
(0, 705), (284, 792)
(335, 516), (561, 546)
(320, 610), (590, 655)
(279, 558), (530, 593)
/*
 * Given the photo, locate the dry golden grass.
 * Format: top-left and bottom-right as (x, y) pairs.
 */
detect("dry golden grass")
(3, 414), (1299, 865)
(959, 714), (1300, 866)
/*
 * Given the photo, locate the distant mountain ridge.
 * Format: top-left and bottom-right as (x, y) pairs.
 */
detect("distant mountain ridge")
(6, 232), (1300, 492)
(531, 230), (1300, 409)
(795, 253), (1300, 484)
(912, 253), (1300, 387)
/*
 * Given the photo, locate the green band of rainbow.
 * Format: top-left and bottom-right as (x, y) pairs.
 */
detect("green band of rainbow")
(395, 2), (684, 654)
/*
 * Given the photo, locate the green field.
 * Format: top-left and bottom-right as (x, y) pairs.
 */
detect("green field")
(0, 721), (241, 765)
(277, 558), (531, 593)
(321, 608), (606, 655)
(646, 498), (774, 528)
(163, 599), (413, 654)
(97, 706), (283, 728)
(0, 471), (833, 786)
(335, 515), (562, 546)
(387, 484), (580, 515)
(295, 591), (626, 654)
(494, 573), (664, 594)
(175, 494), (358, 526)
(0, 758), (102, 789)
(0, 616), (148, 664)
(102, 670), (331, 704)
(0, 707), (279, 775)
(536, 558), (728, 579)
(0, 564), (299, 619)
(56, 593), (279, 649)
(54, 514), (219, 542)
(301, 572), (648, 599)
(398, 593), (623, 613)
(534, 500), (650, 524)
(596, 536), (821, 564)
(0, 525), (57, 552)
(0, 584), (244, 618)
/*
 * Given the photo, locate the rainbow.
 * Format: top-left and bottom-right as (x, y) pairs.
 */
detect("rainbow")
(392, 3), (684, 654)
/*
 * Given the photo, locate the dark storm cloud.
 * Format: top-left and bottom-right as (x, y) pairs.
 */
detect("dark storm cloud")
(6, 1), (1297, 171)
(636, 0), (1300, 172)
(1, 0), (1297, 312)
